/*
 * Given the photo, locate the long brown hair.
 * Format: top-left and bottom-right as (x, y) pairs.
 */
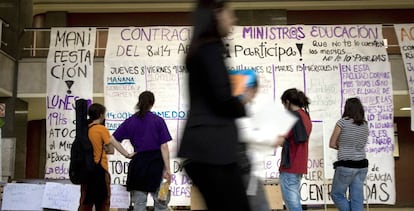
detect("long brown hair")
(342, 97), (366, 125)
(281, 88), (310, 115)
(186, 0), (227, 63)
(135, 91), (155, 118)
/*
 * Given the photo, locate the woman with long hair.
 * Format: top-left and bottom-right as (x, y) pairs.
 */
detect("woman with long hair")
(178, 0), (251, 210)
(329, 97), (369, 211)
(111, 91), (172, 211)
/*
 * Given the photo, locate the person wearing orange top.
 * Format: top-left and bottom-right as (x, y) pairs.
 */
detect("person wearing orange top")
(78, 103), (133, 211)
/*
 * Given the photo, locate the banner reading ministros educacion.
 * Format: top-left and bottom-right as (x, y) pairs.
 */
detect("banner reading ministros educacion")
(45, 27), (95, 179)
(104, 25), (395, 205)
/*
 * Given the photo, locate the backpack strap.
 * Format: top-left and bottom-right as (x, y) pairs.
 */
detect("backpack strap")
(88, 124), (104, 166)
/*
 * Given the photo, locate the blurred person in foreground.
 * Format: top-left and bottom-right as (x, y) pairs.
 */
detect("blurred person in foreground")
(329, 97), (369, 211)
(274, 88), (312, 211)
(177, 0), (251, 210)
(234, 69), (271, 211)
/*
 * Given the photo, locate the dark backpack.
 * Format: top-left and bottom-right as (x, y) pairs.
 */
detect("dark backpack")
(69, 99), (96, 184)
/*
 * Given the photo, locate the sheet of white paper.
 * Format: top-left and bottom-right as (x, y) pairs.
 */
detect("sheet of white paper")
(250, 100), (298, 145)
(2, 183), (44, 211)
(238, 100), (298, 180)
(110, 184), (130, 208)
(41, 182), (80, 211)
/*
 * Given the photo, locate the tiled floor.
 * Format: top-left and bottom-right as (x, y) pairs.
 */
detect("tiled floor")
(162, 207), (414, 211)
(310, 208), (414, 211)
(165, 206), (414, 211)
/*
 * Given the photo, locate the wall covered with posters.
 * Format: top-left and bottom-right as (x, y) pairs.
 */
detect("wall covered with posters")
(43, 24), (402, 206)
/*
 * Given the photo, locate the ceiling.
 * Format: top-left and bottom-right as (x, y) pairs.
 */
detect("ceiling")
(32, 0), (414, 14)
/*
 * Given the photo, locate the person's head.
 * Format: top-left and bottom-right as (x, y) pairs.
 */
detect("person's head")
(88, 103), (106, 124)
(192, 0), (236, 39)
(187, 0), (236, 61)
(136, 91), (155, 118)
(342, 97), (366, 125)
(281, 88), (310, 114)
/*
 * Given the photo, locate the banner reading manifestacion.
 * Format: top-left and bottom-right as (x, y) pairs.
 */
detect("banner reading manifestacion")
(45, 27), (96, 179)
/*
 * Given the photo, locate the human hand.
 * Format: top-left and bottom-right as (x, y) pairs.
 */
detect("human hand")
(125, 152), (136, 159)
(273, 135), (285, 147)
(163, 170), (172, 183)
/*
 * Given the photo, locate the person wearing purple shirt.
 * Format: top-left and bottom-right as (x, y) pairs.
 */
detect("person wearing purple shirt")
(111, 91), (172, 211)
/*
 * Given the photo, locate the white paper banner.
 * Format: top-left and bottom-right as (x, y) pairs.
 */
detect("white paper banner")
(394, 24), (414, 131)
(101, 24), (395, 205)
(45, 27), (96, 179)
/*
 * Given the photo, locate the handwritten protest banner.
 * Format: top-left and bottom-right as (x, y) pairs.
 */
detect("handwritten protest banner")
(394, 24), (414, 131)
(101, 24), (394, 205)
(103, 27), (189, 193)
(45, 27), (96, 179)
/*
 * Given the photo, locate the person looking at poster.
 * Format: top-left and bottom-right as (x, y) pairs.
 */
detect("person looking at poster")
(329, 97), (369, 211)
(275, 88), (312, 211)
(177, 0), (251, 210)
(111, 91), (172, 211)
(78, 103), (132, 211)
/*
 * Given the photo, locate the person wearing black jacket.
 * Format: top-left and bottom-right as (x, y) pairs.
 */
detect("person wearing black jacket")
(177, 0), (251, 210)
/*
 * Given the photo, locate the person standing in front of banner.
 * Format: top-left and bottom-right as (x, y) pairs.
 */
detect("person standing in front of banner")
(329, 97), (369, 211)
(111, 91), (172, 211)
(178, 0), (251, 210)
(79, 103), (133, 211)
(235, 71), (271, 211)
(275, 88), (312, 211)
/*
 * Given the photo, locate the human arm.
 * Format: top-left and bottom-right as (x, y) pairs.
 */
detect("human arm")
(99, 125), (115, 154)
(103, 143), (114, 154)
(329, 125), (341, 150)
(160, 142), (171, 182)
(110, 136), (135, 158)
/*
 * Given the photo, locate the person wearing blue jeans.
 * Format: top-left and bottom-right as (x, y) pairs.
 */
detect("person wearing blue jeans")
(111, 91), (173, 211)
(279, 172), (303, 211)
(329, 98), (369, 211)
(275, 88), (312, 211)
(331, 166), (368, 211)
(130, 189), (170, 211)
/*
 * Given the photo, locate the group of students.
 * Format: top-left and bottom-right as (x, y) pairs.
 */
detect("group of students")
(79, 91), (172, 211)
(78, 0), (370, 211)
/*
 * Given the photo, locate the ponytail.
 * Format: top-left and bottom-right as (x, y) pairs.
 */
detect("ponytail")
(281, 88), (310, 114)
(135, 91), (155, 118)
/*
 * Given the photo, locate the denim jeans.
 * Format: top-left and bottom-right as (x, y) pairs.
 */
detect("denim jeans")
(130, 189), (169, 211)
(279, 172), (303, 211)
(331, 166), (368, 211)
